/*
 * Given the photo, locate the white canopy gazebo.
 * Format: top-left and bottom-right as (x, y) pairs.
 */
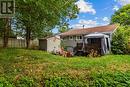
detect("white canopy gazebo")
(84, 33), (111, 55)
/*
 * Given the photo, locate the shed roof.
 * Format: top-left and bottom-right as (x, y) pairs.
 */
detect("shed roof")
(39, 35), (60, 40)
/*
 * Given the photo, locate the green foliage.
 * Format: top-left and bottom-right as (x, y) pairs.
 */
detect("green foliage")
(111, 4), (130, 25)
(45, 77), (88, 87)
(14, 0), (79, 38)
(0, 49), (130, 86)
(12, 0), (79, 48)
(111, 26), (130, 54)
(0, 76), (38, 87)
(15, 76), (38, 87)
(59, 25), (69, 33)
(0, 19), (16, 38)
(58, 22), (70, 33)
(90, 72), (130, 87)
(0, 77), (14, 87)
(0, 19), (5, 30)
(0, 19), (6, 37)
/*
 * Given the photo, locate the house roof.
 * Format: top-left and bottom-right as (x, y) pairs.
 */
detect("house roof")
(60, 24), (118, 37)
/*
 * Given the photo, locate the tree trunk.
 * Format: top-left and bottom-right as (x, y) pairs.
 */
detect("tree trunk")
(3, 18), (9, 48)
(26, 28), (31, 49)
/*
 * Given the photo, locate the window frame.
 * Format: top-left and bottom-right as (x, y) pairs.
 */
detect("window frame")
(76, 35), (83, 40)
(69, 36), (73, 40)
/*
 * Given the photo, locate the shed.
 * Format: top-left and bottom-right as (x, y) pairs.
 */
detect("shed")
(39, 36), (61, 53)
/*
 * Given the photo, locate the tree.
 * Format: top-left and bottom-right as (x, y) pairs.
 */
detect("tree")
(0, 19), (10, 48)
(111, 4), (130, 54)
(111, 4), (130, 25)
(15, 0), (79, 48)
(111, 26), (130, 54)
(58, 23), (69, 33)
(0, 19), (5, 37)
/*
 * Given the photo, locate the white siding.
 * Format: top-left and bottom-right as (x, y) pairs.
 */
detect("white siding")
(47, 36), (61, 52)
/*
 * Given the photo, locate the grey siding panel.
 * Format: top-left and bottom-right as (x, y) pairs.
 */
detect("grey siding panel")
(63, 40), (83, 48)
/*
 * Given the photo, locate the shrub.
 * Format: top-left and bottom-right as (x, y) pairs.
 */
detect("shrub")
(111, 26), (130, 54)
(88, 49), (100, 57)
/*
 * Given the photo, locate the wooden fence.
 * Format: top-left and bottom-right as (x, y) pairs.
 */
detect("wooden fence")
(0, 38), (26, 48)
(0, 38), (39, 48)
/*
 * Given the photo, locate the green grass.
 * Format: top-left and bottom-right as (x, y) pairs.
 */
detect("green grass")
(0, 48), (130, 87)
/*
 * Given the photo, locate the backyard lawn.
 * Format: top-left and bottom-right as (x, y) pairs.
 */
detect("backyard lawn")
(0, 48), (130, 87)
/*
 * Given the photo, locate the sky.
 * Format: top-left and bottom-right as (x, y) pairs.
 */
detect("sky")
(53, 0), (130, 33)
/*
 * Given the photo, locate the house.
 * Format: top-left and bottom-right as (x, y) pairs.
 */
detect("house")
(59, 24), (118, 55)
(39, 35), (61, 53)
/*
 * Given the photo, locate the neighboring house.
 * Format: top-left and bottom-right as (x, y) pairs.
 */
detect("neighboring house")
(59, 24), (118, 55)
(39, 35), (61, 52)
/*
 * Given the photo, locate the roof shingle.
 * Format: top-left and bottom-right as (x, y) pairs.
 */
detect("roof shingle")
(60, 24), (118, 36)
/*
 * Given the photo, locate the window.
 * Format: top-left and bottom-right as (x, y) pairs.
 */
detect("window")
(63, 36), (69, 40)
(80, 36), (83, 39)
(76, 35), (82, 40)
(69, 36), (73, 40)
(63, 36), (82, 40)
